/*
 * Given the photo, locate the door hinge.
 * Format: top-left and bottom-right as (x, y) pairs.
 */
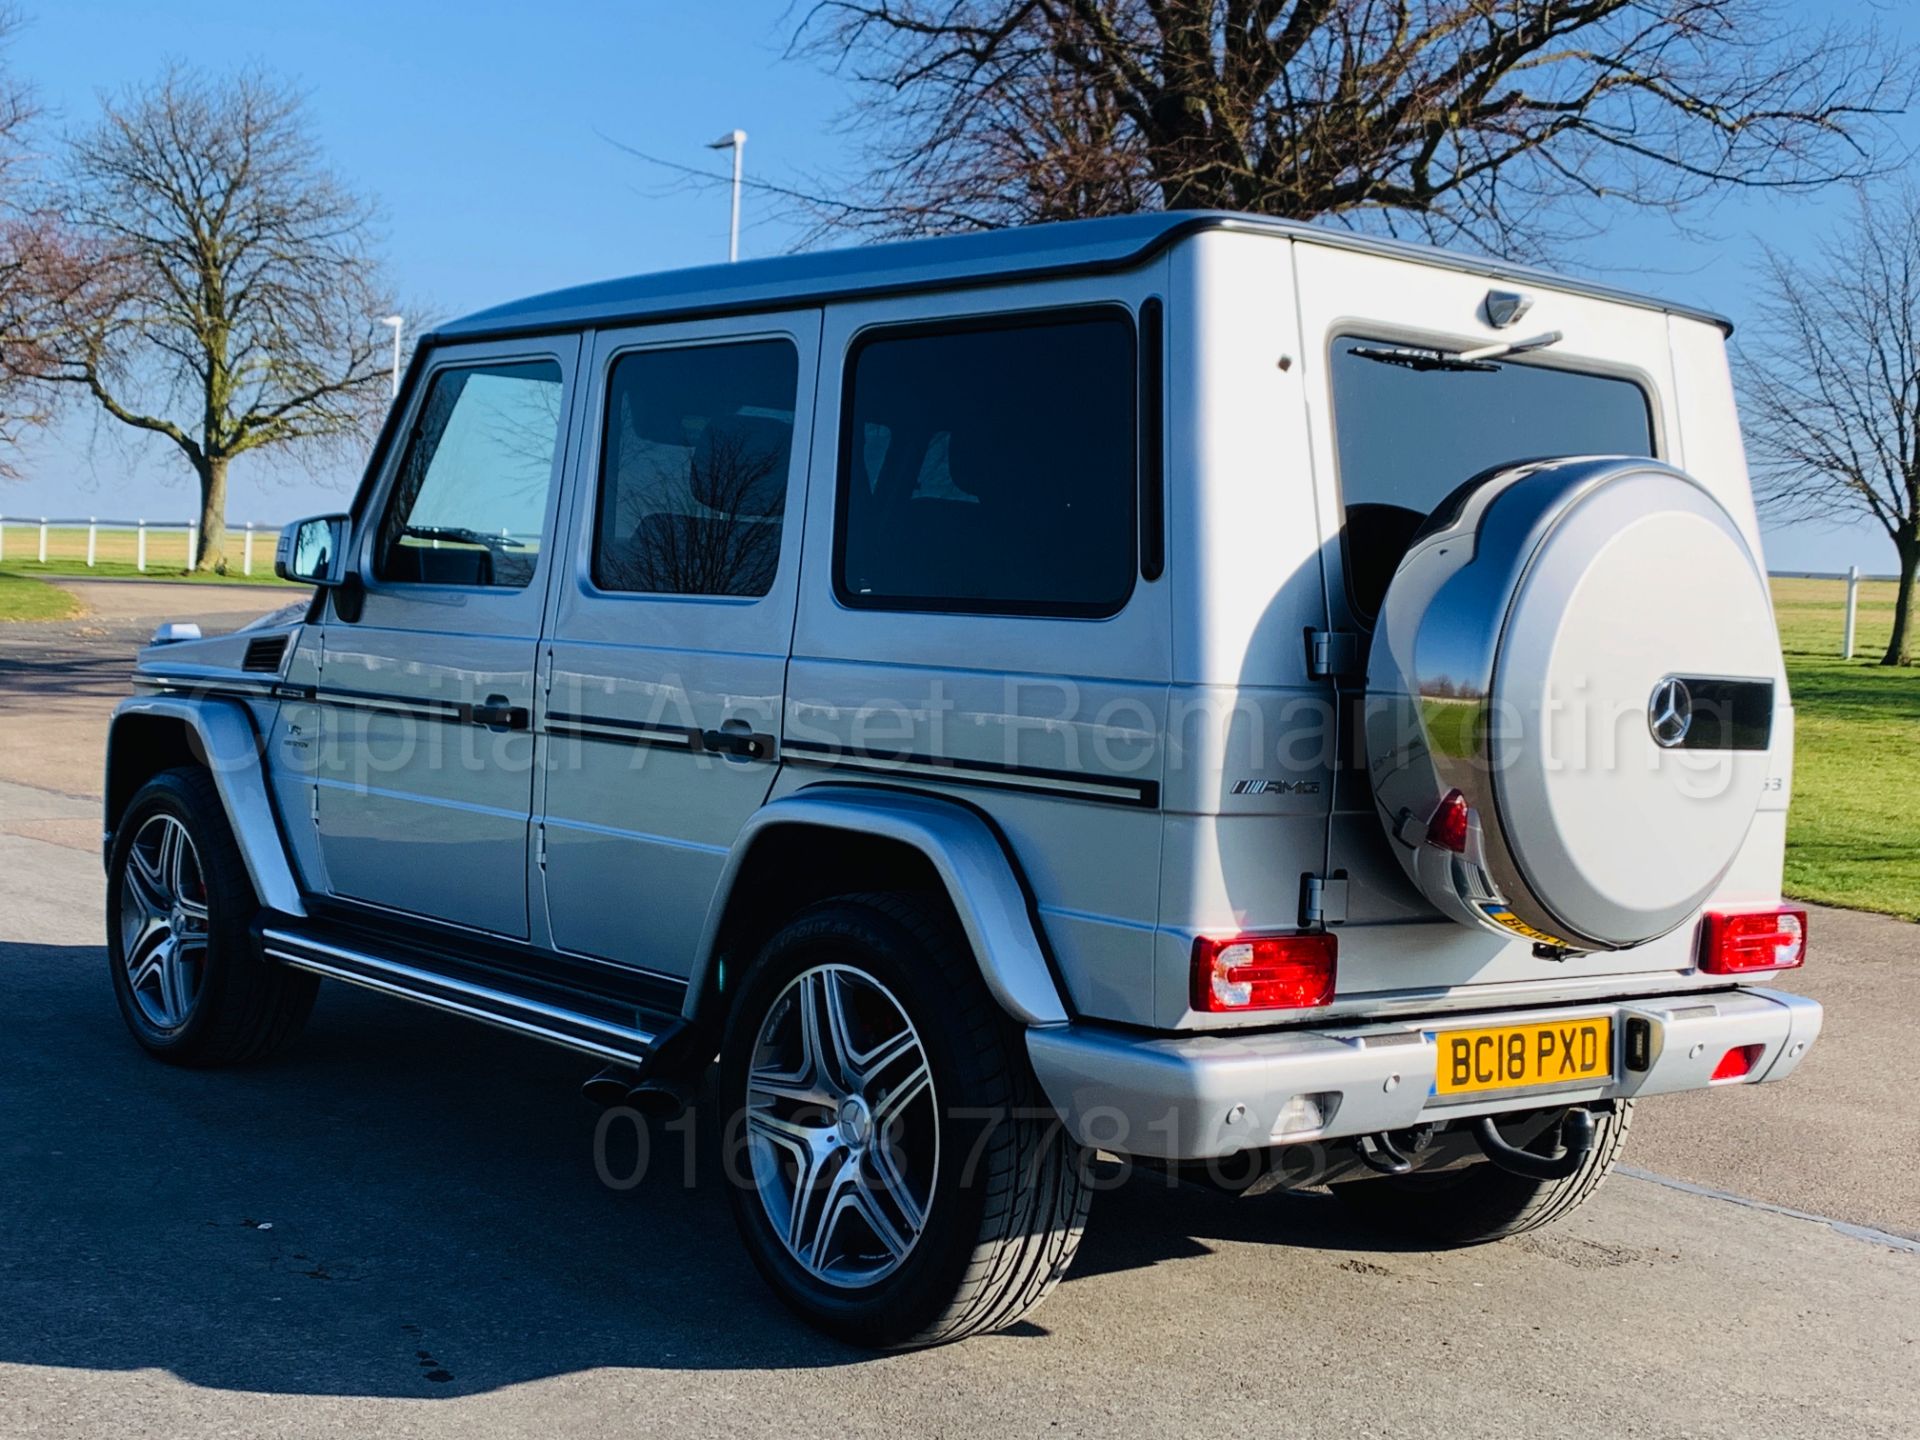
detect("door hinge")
(309, 785), (319, 824)
(540, 646), (554, 695)
(1306, 629), (1360, 679)
(536, 822), (547, 870)
(1301, 871), (1349, 928)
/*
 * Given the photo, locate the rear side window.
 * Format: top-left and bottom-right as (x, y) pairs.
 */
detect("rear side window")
(592, 339), (799, 598)
(1330, 337), (1655, 619)
(836, 310), (1137, 616)
(375, 361), (565, 588)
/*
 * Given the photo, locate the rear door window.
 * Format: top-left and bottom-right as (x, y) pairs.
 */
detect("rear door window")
(1329, 337), (1655, 619)
(836, 309), (1137, 617)
(590, 339), (799, 599)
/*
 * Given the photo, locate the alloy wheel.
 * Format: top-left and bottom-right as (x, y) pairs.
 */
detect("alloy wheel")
(118, 813), (209, 1030)
(744, 963), (939, 1289)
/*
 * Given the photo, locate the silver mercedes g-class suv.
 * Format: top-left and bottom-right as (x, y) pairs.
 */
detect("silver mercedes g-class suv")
(104, 211), (1819, 1348)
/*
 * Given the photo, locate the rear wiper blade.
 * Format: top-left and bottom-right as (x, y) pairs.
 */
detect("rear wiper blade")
(1348, 330), (1564, 373)
(1347, 344), (1498, 373)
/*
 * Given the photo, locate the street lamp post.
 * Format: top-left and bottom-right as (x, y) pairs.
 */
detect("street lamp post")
(707, 130), (747, 262)
(380, 315), (404, 399)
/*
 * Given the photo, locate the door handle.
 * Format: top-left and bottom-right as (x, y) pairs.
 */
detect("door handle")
(698, 727), (771, 760)
(468, 695), (530, 731)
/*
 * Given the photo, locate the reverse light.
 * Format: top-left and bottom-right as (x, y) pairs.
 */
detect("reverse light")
(1426, 789), (1470, 853)
(1191, 933), (1337, 1013)
(1699, 907), (1808, 975)
(1710, 1044), (1764, 1082)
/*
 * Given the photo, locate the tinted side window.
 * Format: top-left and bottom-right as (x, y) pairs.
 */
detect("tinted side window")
(837, 311), (1137, 616)
(375, 361), (565, 589)
(591, 339), (799, 598)
(1330, 338), (1655, 619)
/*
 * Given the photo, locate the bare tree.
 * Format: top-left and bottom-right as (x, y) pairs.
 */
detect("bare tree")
(791, 1), (1912, 255)
(1742, 187), (1920, 667)
(0, 8), (85, 474)
(47, 68), (394, 571)
(0, 219), (112, 472)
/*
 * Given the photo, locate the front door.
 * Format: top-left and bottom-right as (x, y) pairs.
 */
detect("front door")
(537, 314), (820, 976)
(312, 336), (581, 938)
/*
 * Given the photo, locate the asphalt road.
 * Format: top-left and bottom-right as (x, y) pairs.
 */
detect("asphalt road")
(2, 581), (1916, 1438)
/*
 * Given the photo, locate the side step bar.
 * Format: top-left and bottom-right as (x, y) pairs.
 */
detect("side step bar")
(261, 927), (661, 1066)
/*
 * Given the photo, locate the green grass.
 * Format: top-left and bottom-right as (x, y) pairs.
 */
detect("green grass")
(0, 523), (296, 586)
(0, 569), (82, 622)
(1771, 578), (1920, 921)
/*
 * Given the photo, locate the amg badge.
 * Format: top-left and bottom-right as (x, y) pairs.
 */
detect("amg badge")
(1232, 779), (1321, 796)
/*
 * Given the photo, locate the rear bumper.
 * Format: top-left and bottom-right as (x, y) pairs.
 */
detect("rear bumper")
(1026, 986), (1821, 1161)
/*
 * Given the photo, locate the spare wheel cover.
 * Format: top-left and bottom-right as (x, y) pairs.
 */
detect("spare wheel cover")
(1364, 458), (1778, 951)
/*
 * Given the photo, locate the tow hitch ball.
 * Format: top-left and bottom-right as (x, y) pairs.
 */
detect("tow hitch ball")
(1472, 1106), (1596, 1181)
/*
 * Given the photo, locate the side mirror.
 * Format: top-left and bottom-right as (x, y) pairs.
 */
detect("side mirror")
(275, 514), (350, 586)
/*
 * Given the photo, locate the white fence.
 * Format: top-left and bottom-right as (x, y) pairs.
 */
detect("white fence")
(0, 516), (285, 577)
(1770, 566), (1897, 660)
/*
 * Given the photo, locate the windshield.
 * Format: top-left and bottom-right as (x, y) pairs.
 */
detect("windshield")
(1330, 335), (1655, 619)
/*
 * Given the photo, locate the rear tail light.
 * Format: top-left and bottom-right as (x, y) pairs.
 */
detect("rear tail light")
(1426, 789), (1470, 853)
(1191, 933), (1337, 1013)
(1699, 907), (1807, 974)
(1711, 1044), (1764, 1082)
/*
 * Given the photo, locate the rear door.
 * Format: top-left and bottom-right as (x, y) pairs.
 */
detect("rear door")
(312, 337), (580, 938)
(536, 314), (819, 976)
(1290, 241), (1677, 953)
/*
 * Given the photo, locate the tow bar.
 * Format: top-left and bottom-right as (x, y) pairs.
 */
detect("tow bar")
(1472, 1106), (1595, 1181)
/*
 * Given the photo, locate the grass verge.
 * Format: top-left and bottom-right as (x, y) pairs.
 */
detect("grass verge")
(0, 569), (82, 622)
(1771, 578), (1919, 921)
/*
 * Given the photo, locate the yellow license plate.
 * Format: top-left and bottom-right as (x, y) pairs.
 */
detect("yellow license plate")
(1430, 1016), (1613, 1099)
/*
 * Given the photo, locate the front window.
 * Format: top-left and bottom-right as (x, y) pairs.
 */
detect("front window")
(375, 361), (565, 589)
(1329, 337), (1655, 619)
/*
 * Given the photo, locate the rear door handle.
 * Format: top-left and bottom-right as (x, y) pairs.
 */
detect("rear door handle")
(468, 695), (530, 731)
(698, 727), (772, 760)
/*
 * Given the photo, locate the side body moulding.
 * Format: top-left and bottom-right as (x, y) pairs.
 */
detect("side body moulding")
(688, 786), (1070, 1029)
(104, 695), (308, 919)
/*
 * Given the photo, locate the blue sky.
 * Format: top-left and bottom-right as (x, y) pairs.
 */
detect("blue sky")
(3, 0), (1912, 573)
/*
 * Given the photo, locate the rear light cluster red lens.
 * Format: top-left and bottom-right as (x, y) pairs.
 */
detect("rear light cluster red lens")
(1699, 907), (1808, 975)
(1191, 933), (1337, 1013)
(1425, 789), (1470, 853)
(1711, 1044), (1764, 1081)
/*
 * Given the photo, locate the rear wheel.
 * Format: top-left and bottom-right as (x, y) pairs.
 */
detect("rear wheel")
(718, 893), (1090, 1348)
(1331, 1102), (1632, 1246)
(106, 768), (317, 1066)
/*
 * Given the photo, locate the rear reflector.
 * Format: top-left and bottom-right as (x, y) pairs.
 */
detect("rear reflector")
(1711, 1044), (1764, 1082)
(1699, 907), (1808, 974)
(1191, 933), (1337, 1013)
(1425, 789), (1471, 853)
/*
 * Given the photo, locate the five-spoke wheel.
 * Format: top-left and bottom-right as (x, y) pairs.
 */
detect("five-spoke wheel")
(720, 893), (1090, 1348)
(106, 768), (316, 1065)
(116, 813), (210, 1031)
(745, 964), (938, 1288)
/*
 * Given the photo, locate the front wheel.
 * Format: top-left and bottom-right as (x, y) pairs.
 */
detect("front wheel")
(106, 768), (317, 1066)
(717, 893), (1090, 1348)
(1331, 1102), (1633, 1246)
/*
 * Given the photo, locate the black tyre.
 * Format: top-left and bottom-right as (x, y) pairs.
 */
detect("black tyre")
(717, 892), (1090, 1348)
(106, 767), (317, 1066)
(1331, 1102), (1633, 1246)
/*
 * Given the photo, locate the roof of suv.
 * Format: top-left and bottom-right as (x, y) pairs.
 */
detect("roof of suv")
(437, 210), (1733, 342)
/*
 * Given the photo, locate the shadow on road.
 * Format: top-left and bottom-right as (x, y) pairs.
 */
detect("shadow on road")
(0, 939), (1406, 1397)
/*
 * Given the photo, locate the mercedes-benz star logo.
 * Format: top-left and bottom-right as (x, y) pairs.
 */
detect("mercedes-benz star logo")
(1648, 677), (1693, 748)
